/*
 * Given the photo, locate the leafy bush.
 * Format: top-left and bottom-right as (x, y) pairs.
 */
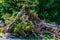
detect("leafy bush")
(14, 20), (34, 35)
(37, 0), (60, 24)
(1, 0), (60, 24)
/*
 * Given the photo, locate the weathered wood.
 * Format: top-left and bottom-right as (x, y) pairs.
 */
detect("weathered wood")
(29, 15), (60, 38)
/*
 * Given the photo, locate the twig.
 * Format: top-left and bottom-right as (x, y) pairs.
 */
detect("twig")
(32, 30), (38, 37)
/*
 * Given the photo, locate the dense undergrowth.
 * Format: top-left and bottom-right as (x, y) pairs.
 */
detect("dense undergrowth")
(0, 0), (60, 40)
(0, 0), (60, 24)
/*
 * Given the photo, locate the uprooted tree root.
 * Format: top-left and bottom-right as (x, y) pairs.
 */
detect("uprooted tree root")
(7, 18), (60, 39)
(4, 14), (60, 39)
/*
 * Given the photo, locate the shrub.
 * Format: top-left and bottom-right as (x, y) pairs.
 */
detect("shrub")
(14, 20), (34, 35)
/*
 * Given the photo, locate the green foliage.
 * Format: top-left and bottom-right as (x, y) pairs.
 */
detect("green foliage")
(14, 20), (34, 35)
(37, 0), (60, 24)
(0, 0), (38, 13)
(0, 0), (60, 24)
(1, 13), (11, 19)
(44, 34), (52, 40)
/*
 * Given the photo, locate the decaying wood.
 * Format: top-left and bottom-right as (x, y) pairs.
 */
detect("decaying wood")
(29, 15), (60, 38)
(4, 13), (60, 38)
